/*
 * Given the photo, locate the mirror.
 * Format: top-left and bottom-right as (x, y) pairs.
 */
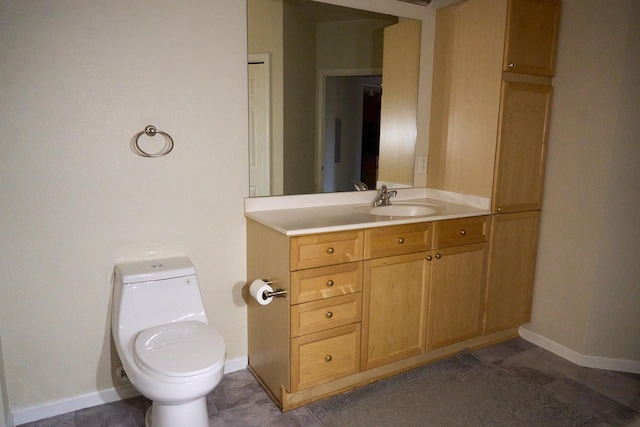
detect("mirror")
(248, 0), (421, 197)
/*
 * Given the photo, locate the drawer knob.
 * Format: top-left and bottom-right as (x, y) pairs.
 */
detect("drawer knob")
(459, 230), (466, 236)
(325, 355), (333, 362)
(497, 207), (503, 213)
(508, 63), (515, 68)
(426, 255), (432, 261)
(326, 279), (334, 287)
(327, 247), (334, 254)
(326, 311), (333, 319)
(435, 253), (442, 259)
(397, 237), (404, 244)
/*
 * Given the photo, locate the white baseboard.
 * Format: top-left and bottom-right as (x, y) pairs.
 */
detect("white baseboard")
(11, 357), (248, 426)
(519, 326), (640, 374)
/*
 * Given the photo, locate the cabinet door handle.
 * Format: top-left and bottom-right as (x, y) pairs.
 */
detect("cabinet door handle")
(496, 207), (503, 213)
(508, 63), (515, 69)
(326, 247), (334, 254)
(426, 255), (432, 261)
(435, 253), (442, 259)
(325, 355), (333, 362)
(459, 230), (466, 236)
(326, 279), (334, 287)
(397, 237), (404, 244)
(325, 311), (333, 319)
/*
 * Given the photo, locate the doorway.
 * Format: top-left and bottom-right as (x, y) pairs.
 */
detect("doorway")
(319, 73), (382, 193)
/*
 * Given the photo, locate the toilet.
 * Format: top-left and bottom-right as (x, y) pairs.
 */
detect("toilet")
(112, 257), (226, 427)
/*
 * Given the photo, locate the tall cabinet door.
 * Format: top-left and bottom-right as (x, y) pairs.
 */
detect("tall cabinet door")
(504, 0), (561, 76)
(427, 243), (487, 350)
(362, 252), (429, 370)
(492, 81), (553, 214)
(484, 211), (541, 334)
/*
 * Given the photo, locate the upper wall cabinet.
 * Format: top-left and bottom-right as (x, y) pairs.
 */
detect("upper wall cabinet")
(504, 0), (561, 77)
(427, 0), (560, 199)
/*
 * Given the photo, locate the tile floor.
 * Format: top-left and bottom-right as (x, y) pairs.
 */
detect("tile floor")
(19, 338), (640, 427)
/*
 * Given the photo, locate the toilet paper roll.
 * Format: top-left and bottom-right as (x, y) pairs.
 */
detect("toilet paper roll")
(250, 279), (273, 306)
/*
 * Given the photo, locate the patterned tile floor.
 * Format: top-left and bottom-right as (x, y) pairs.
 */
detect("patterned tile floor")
(19, 338), (640, 426)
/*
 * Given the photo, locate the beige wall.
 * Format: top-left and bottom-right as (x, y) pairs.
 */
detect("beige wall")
(1, 0), (637, 418)
(0, 336), (8, 427)
(526, 0), (640, 361)
(0, 0), (248, 411)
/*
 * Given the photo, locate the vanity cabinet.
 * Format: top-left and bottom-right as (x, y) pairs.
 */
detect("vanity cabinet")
(288, 230), (363, 392)
(248, 215), (517, 411)
(361, 222), (432, 370)
(247, 221), (364, 402)
(361, 217), (489, 368)
(427, 217), (489, 350)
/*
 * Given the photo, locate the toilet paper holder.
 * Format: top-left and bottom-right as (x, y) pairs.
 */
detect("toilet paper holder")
(261, 280), (288, 298)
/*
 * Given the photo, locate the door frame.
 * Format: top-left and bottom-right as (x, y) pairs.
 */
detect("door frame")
(248, 53), (271, 196)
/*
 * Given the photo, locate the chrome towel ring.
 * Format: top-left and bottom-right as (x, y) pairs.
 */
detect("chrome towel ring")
(131, 125), (174, 158)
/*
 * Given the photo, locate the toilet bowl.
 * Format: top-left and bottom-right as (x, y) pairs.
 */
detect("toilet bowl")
(112, 257), (226, 427)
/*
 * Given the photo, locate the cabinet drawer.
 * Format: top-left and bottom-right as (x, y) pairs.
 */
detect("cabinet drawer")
(364, 223), (432, 259)
(291, 293), (362, 337)
(433, 216), (489, 249)
(291, 262), (362, 304)
(291, 230), (363, 270)
(291, 324), (361, 392)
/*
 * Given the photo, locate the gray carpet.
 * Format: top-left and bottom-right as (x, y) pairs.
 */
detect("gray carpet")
(308, 352), (595, 427)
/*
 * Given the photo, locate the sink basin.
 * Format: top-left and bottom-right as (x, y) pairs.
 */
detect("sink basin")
(368, 203), (438, 217)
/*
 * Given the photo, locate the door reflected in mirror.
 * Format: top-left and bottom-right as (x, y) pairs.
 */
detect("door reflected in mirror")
(248, 0), (420, 197)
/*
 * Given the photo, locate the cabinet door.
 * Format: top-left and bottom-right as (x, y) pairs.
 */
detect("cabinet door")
(427, 243), (487, 350)
(484, 211), (540, 334)
(492, 81), (552, 214)
(362, 252), (429, 370)
(504, 0), (561, 77)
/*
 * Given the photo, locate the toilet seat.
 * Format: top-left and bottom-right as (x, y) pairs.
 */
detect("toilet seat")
(134, 321), (225, 379)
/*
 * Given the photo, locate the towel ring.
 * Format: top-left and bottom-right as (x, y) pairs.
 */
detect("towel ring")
(132, 125), (174, 158)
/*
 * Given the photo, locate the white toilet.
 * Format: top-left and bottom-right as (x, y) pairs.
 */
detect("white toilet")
(112, 257), (226, 427)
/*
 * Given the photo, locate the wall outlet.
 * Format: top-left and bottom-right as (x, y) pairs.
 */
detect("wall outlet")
(418, 155), (427, 173)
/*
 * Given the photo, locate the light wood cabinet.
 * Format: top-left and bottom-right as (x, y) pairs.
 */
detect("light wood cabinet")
(291, 323), (361, 392)
(361, 223), (432, 370)
(361, 217), (489, 367)
(247, 221), (364, 400)
(289, 231), (364, 392)
(484, 211), (541, 334)
(492, 81), (553, 214)
(427, 0), (559, 337)
(362, 252), (430, 370)
(428, 0), (560, 201)
(428, 217), (489, 350)
(427, 243), (487, 350)
(504, 0), (561, 77)
(248, 215), (518, 410)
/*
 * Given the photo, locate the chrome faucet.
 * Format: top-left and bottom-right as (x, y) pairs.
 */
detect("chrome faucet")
(371, 185), (397, 207)
(351, 180), (368, 191)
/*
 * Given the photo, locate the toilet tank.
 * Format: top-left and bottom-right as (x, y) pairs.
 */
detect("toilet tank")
(113, 257), (209, 342)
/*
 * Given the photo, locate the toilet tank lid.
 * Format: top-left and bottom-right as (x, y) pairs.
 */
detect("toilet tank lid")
(115, 257), (196, 284)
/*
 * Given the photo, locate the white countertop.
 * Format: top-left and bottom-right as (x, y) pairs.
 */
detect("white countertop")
(244, 188), (490, 236)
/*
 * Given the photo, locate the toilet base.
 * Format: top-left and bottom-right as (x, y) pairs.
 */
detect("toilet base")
(144, 397), (209, 427)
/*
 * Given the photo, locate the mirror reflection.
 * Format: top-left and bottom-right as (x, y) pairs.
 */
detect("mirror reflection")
(248, 0), (421, 197)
